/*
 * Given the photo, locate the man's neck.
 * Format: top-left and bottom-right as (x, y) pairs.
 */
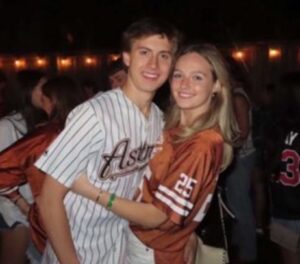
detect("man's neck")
(122, 85), (155, 118)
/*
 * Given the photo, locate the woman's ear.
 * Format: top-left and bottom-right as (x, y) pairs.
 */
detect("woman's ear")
(213, 80), (221, 93)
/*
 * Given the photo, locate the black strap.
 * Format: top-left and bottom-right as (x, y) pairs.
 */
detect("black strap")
(217, 187), (236, 263)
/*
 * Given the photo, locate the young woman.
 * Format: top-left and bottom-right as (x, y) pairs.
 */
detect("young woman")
(71, 43), (238, 264)
(0, 70), (47, 264)
(0, 76), (85, 261)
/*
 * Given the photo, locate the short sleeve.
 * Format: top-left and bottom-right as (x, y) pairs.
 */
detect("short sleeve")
(35, 102), (103, 187)
(143, 137), (223, 227)
(0, 123), (60, 197)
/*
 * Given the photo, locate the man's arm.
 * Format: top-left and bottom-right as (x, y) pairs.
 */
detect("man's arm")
(37, 175), (80, 264)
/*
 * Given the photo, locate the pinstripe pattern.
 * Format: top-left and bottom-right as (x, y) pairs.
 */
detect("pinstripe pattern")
(35, 89), (163, 264)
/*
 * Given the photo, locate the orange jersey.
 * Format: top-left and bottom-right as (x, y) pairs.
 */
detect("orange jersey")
(0, 122), (62, 252)
(131, 126), (224, 264)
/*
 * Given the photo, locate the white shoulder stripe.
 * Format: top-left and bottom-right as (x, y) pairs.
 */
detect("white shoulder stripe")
(158, 185), (194, 209)
(193, 193), (213, 222)
(155, 191), (189, 216)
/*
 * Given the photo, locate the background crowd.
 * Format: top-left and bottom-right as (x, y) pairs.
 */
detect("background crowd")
(0, 17), (299, 264)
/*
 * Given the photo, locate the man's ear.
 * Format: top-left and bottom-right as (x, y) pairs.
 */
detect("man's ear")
(122, 52), (130, 67)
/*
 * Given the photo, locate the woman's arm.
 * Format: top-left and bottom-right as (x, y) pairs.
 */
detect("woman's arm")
(71, 175), (167, 229)
(0, 123), (59, 196)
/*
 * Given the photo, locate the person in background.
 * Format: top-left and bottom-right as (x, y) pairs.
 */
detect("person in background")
(36, 17), (181, 264)
(107, 57), (128, 89)
(0, 71), (8, 118)
(80, 78), (101, 99)
(225, 61), (257, 263)
(0, 69), (47, 264)
(0, 76), (86, 263)
(267, 72), (300, 264)
(251, 83), (276, 233)
(71, 43), (238, 264)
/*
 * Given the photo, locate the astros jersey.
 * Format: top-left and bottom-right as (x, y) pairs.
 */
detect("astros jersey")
(131, 127), (224, 264)
(35, 89), (164, 264)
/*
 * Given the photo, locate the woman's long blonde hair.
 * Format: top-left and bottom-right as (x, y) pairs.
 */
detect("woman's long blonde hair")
(165, 43), (239, 171)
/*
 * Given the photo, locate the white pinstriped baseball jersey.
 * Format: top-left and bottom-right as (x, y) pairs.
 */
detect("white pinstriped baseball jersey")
(35, 89), (164, 264)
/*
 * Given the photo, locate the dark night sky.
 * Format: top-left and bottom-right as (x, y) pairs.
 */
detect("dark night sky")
(0, 0), (299, 53)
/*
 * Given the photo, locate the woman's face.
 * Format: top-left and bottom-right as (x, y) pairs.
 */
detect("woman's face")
(31, 77), (47, 109)
(170, 52), (219, 119)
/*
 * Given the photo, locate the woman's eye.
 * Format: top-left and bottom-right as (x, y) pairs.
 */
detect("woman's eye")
(172, 73), (182, 79)
(192, 75), (203, 81)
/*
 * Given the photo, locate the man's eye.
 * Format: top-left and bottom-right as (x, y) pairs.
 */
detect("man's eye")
(139, 49), (148, 55)
(160, 53), (170, 60)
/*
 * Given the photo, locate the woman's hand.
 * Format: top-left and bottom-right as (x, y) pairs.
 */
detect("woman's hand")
(184, 232), (198, 264)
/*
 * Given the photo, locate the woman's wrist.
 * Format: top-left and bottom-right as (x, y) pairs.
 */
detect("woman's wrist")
(95, 189), (116, 210)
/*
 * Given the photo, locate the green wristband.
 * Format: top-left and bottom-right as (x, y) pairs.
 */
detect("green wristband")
(107, 193), (116, 210)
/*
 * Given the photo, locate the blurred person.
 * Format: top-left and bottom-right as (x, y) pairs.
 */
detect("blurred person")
(225, 60), (257, 263)
(72, 43), (238, 264)
(107, 57), (127, 89)
(81, 78), (101, 99)
(0, 76), (86, 263)
(0, 70), (47, 151)
(0, 69), (47, 264)
(251, 83), (276, 232)
(267, 72), (300, 264)
(36, 17), (181, 264)
(0, 71), (8, 118)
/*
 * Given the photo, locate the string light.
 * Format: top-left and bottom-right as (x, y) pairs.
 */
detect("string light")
(110, 54), (121, 62)
(84, 56), (97, 66)
(14, 59), (26, 69)
(57, 57), (72, 70)
(35, 57), (48, 67)
(232, 50), (245, 61)
(268, 48), (281, 60)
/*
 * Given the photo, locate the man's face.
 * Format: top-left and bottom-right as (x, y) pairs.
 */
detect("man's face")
(122, 34), (173, 97)
(109, 69), (127, 89)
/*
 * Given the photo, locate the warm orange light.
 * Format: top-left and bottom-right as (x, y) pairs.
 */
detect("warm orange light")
(14, 59), (27, 69)
(36, 57), (48, 67)
(269, 48), (281, 60)
(110, 54), (121, 62)
(57, 57), (72, 69)
(84, 56), (97, 66)
(232, 50), (245, 60)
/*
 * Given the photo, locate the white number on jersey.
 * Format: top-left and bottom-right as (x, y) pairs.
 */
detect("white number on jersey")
(174, 173), (197, 198)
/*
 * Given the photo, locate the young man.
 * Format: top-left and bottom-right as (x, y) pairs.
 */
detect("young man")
(35, 18), (180, 264)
